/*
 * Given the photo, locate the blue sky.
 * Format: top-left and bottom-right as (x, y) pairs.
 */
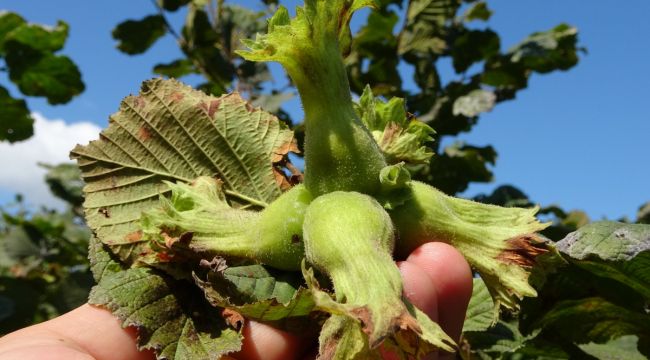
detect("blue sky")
(0, 0), (648, 221)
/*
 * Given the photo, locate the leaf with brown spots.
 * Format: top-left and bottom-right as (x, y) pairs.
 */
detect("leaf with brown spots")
(70, 78), (297, 264)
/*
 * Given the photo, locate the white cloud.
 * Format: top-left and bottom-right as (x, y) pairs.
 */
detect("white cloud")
(0, 113), (101, 210)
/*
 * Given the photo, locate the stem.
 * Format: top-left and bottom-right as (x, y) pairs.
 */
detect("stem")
(224, 189), (268, 208)
(288, 33), (386, 197)
(237, 2), (388, 197)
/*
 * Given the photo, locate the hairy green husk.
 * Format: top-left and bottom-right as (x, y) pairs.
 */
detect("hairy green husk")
(238, 1), (387, 197)
(388, 181), (550, 311)
(141, 177), (312, 271)
(303, 191), (454, 356)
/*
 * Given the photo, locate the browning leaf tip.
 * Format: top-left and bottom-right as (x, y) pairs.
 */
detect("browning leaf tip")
(497, 234), (549, 268)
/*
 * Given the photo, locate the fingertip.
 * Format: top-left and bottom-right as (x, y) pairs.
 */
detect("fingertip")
(234, 320), (308, 360)
(405, 242), (473, 342)
(406, 243), (473, 301)
(397, 261), (438, 322)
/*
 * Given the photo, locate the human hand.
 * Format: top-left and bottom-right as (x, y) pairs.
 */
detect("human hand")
(0, 242), (472, 360)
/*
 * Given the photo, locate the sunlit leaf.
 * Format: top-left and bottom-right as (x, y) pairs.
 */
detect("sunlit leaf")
(557, 221), (650, 298)
(508, 24), (580, 73)
(71, 78), (297, 264)
(3, 20), (68, 53)
(462, 2), (492, 22)
(463, 278), (495, 333)
(579, 335), (646, 360)
(452, 89), (496, 117)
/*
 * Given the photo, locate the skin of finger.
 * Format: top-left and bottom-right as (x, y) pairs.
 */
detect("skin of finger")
(406, 242), (473, 359)
(0, 343), (95, 360)
(0, 327), (94, 360)
(232, 320), (311, 360)
(0, 304), (154, 360)
(397, 260), (439, 322)
(396, 260), (441, 360)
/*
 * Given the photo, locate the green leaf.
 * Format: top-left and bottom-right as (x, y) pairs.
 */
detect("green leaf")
(70, 78), (297, 264)
(464, 320), (537, 357)
(0, 11), (26, 54)
(221, 264), (304, 304)
(0, 86), (33, 143)
(347, 9), (402, 96)
(398, 0), (460, 56)
(88, 236), (123, 283)
(317, 315), (375, 359)
(406, 0), (460, 26)
(157, 0), (191, 12)
(451, 30), (500, 73)
(638, 202), (650, 224)
(557, 221), (650, 262)
(220, 5), (267, 49)
(0, 226), (40, 268)
(518, 249), (650, 357)
(481, 55), (529, 90)
(251, 92), (293, 114)
(474, 185), (532, 208)
(461, 1), (492, 22)
(508, 24), (580, 73)
(193, 270), (315, 322)
(398, 21), (448, 56)
(419, 142), (496, 195)
(556, 221), (650, 299)
(3, 20), (69, 53)
(452, 89), (496, 117)
(355, 86), (435, 165)
(0, 13), (84, 107)
(90, 264), (242, 359)
(579, 335), (647, 360)
(112, 15), (167, 55)
(153, 59), (196, 78)
(41, 163), (85, 207)
(527, 297), (650, 347)
(4, 49), (85, 105)
(181, 7), (234, 92)
(463, 278), (495, 333)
